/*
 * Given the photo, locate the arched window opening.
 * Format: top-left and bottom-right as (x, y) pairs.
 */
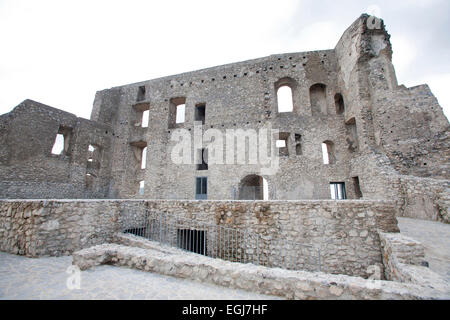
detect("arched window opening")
(277, 86), (293, 113)
(238, 175), (265, 200)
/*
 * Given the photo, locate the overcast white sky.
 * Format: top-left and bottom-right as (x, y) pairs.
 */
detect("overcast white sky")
(0, 0), (449, 120)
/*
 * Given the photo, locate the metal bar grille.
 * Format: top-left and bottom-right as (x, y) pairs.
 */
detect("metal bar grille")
(121, 205), (321, 272)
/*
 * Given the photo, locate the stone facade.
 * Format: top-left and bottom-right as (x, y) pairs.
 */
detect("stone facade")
(0, 14), (447, 224)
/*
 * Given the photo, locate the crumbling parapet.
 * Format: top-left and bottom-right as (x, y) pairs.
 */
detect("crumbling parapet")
(378, 231), (449, 294)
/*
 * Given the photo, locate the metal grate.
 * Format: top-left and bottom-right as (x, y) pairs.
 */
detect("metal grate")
(121, 205), (321, 272)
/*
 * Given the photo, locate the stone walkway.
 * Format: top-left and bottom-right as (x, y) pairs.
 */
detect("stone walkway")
(0, 252), (282, 300)
(398, 217), (450, 281)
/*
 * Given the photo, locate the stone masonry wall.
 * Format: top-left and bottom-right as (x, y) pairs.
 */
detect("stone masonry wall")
(0, 199), (399, 278)
(379, 232), (449, 293)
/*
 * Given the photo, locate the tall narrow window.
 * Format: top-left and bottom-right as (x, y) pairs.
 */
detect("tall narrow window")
(330, 182), (346, 200)
(277, 86), (293, 113)
(141, 147), (147, 169)
(51, 134), (65, 155)
(295, 134), (302, 155)
(176, 104), (185, 123)
(195, 104), (206, 124)
(335, 93), (345, 114)
(263, 177), (269, 200)
(139, 180), (145, 195)
(346, 118), (358, 152)
(169, 97), (186, 128)
(137, 86), (146, 102)
(51, 126), (73, 156)
(197, 149), (208, 171)
(322, 141), (335, 164)
(353, 177), (362, 199)
(195, 177), (208, 200)
(142, 110), (149, 128)
(310, 83), (327, 116)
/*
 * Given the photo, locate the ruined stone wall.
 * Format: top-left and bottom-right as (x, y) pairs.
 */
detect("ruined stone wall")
(0, 15), (447, 218)
(0, 199), (399, 278)
(0, 100), (113, 199)
(333, 15), (449, 223)
(378, 232), (449, 293)
(94, 48), (363, 200)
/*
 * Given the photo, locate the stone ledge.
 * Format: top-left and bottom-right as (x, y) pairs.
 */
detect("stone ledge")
(72, 237), (449, 300)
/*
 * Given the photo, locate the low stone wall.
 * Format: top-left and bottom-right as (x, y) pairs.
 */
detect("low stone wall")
(122, 200), (399, 277)
(0, 199), (399, 278)
(72, 237), (450, 300)
(0, 200), (121, 257)
(379, 232), (449, 293)
(392, 176), (449, 224)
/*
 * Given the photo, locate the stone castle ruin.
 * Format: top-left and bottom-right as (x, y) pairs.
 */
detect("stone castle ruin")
(0, 15), (449, 299)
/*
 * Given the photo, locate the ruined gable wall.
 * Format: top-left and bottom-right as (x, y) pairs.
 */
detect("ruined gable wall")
(0, 100), (113, 199)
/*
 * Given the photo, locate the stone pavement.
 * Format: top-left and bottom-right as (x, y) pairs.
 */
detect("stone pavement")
(397, 217), (450, 281)
(0, 252), (282, 300)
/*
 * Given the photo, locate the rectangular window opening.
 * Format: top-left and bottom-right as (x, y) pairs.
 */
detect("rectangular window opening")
(176, 104), (185, 124)
(51, 134), (65, 155)
(137, 86), (146, 102)
(197, 149), (208, 171)
(195, 104), (206, 125)
(142, 110), (149, 128)
(195, 177), (207, 200)
(141, 147), (147, 169)
(139, 180), (145, 195)
(330, 182), (347, 200)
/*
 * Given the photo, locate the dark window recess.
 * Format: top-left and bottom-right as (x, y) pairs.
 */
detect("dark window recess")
(197, 149), (208, 171)
(177, 229), (207, 255)
(335, 93), (345, 114)
(353, 177), (363, 199)
(330, 182), (347, 200)
(195, 104), (206, 124)
(295, 134), (302, 155)
(195, 177), (207, 200)
(137, 86), (146, 102)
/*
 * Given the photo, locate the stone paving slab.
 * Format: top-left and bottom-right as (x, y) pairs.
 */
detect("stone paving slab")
(398, 217), (450, 281)
(0, 252), (282, 300)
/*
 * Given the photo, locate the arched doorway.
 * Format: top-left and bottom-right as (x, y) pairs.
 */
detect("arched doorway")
(238, 175), (268, 200)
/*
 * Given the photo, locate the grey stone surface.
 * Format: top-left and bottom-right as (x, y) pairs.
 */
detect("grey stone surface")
(0, 252), (281, 300)
(398, 217), (450, 281)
